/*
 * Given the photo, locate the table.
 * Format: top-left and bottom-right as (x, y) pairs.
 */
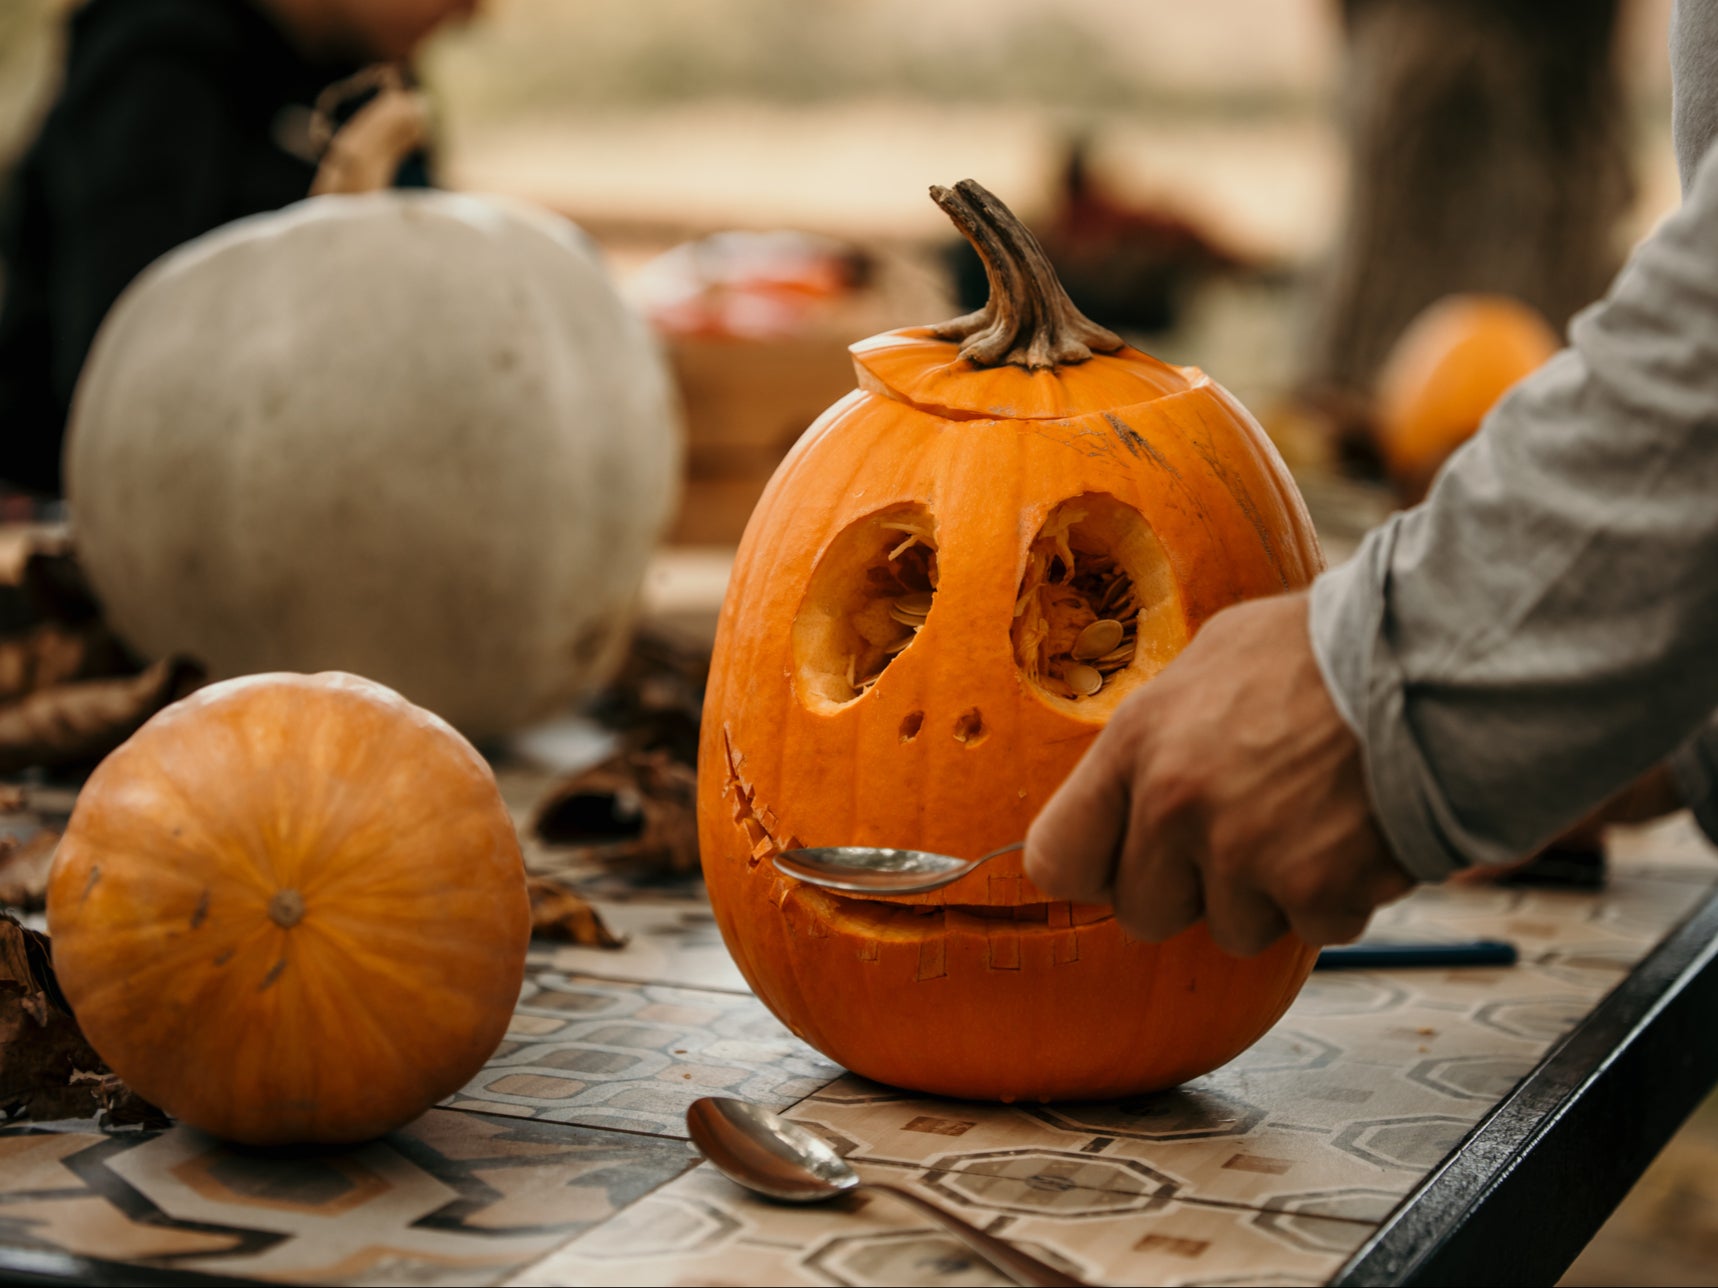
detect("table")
(0, 771), (1712, 1287)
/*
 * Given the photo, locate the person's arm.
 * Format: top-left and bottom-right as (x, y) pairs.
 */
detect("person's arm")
(1024, 143), (1718, 953)
(1310, 140), (1718, 881)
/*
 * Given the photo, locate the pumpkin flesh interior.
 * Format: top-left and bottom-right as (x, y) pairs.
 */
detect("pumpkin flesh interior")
(793, 504), (939, 711)
(1013, 493), (1186, 717)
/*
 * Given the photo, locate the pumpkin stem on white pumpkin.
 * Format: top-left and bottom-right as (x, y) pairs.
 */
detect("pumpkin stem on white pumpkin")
(929, 179), (1122, 371)
(309, 65), (431, 197)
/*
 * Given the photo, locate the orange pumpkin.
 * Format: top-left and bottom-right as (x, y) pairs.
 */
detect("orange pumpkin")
(697, 181), (1324, 1102)
(1375, 293), (1560, 503)
(46, 672), (530, 1145)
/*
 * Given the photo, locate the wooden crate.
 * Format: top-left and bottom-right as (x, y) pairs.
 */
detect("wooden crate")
(664, 330), (861, 546)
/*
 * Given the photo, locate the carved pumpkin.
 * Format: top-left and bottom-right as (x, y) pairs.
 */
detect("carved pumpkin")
(65, 89), (682, 740)
(45, 671), (530, 1145)
(697, 181), (1324, 1102)
(1375, 293), (1559, 504)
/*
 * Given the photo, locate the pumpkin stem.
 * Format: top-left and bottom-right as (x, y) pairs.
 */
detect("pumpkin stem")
(309, 65), (431, 197)
(928, 179), (1123, 370)
(268, 890), (305, 929)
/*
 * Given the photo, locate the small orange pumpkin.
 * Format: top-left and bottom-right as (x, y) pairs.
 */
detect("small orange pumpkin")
(46, 672), (530, 1145)
(1374, 293), (1560, 503)
(697, 181), (1324, 1103)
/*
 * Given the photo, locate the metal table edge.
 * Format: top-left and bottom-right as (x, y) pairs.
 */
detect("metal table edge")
(1331, 882), (1718, 1287)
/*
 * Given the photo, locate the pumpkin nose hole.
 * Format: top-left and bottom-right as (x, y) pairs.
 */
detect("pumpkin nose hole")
(793, 504), (939, 711)
(899, 711), (924, 742)
(953, 708), (987, 745)
(1014, 493), (1186, 718)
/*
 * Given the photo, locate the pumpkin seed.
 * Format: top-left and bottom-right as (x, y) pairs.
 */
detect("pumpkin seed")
(883, 632), (915, 655)
(1065, 663), (1104, 696)
(896, 592), (934, 615)
(1072, 618), (1125, 660)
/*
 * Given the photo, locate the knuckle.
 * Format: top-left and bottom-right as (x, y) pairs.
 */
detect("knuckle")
(1145, 753), (1205, 820)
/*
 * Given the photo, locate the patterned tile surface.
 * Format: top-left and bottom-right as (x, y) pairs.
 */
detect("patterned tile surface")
(445, 970), (843, 1135)
(503, 1161), (1362, 1287)
(3, 786), (1712, 1286)
(0, 1109), (694, 1286)
(509, 823), (1717, 1286)
(529, 902), (751, 994)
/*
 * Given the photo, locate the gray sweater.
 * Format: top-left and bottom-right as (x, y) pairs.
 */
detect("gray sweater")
(1310, 0), (1718, 880)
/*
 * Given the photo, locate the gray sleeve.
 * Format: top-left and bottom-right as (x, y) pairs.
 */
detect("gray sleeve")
(1308, 142), (1718, 883)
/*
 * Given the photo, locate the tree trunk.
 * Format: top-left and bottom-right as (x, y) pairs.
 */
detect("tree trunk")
(1304, 0), (1633, 403)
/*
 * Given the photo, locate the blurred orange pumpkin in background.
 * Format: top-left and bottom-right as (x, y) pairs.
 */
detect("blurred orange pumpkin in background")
(696, 180), (1325, 1103)
(1374, 293), (1561, 504)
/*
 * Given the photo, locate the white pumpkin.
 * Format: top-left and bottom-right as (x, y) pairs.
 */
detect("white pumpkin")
(65, 190), (682, 740)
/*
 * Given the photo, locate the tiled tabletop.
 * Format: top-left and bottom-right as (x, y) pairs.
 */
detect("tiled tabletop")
(1, 784), (1713, 1287)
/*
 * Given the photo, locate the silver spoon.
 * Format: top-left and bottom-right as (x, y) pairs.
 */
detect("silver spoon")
(771, 840), (1025, 895)
(686, 1096), (1084, 1288)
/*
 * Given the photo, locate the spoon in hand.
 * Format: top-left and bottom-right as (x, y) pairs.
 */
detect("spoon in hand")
(771, 840), (1024, 895)
(686, 1096), (1084, 1288)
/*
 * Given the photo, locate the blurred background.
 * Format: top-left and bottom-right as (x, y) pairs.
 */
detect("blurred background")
(0, 0), (1691, 548)
(0, 2), (1712, 1281)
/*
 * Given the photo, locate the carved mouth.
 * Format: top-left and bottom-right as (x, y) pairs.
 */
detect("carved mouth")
(721, 728), (1115, 933)
(779, 880), (1115, 939)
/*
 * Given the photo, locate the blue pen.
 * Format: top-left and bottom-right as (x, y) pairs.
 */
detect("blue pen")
(1314, 939), (1518, 970)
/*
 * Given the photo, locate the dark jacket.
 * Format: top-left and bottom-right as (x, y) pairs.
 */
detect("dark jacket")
(0, 0), (422, 496)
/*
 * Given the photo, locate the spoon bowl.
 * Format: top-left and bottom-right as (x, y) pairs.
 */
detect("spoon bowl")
(686, 1096), (856, 1203)
(771, 840), (1024, 895)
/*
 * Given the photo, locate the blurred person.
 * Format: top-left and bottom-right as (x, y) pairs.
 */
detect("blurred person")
(0, 0), (475, 499)
(1024, 0), (1718, 956)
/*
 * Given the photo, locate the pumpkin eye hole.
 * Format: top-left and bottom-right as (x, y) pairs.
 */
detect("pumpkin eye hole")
(1013, 493), (1186, 717)
(793, 504), (939, 710)
(899, 711), (925, 742)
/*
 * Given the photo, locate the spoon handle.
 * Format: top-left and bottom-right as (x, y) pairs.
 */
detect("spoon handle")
(864, 1181), (1086, 1287)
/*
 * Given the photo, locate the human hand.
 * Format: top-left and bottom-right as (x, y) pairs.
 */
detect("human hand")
(1024, 591), (1414, 956)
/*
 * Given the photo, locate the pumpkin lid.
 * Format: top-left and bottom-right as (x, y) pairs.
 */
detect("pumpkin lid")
(852, 179), (1199, 420)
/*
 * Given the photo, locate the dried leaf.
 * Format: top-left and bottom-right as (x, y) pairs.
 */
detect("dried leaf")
(531, 750), (700, 876)
(0, 914), (106, 1121)
(0, 529), (204, 773)
(526, 876), (627, 948)
(69, 1071), (172, 1131)
(585, 628), (709, 762)
(0, 656), (204, 774)
(0, 830), (59, 911)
